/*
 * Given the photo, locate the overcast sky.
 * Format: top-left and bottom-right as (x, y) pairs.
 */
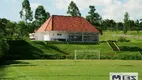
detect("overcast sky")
(0, 0), (142, 22)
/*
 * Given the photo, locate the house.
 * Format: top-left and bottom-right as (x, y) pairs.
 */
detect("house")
(34, 15), (100, 42)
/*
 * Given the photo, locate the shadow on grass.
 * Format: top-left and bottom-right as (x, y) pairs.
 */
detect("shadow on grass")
(47, 45), (69, 55)
(32, 41), (69, 55)
(3, 60), (37, 67)
(119, 46), (142, 51)
(139, 51), (142, 55)
(0, 60), (32, 79)
(7, 40), (71, 59)
(0, 66), (6, 80)
(7, 40), (44, 60)
(118, 65), (134, 67)
(2, 60), (29, 65)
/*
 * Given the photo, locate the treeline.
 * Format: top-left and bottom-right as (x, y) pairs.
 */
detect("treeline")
(67, 1), (142, 34)
(101, 13), (142, 34)
(0, 0), (142, 40)
(0, 0), (50, 61)
(0, 0), (51, 40)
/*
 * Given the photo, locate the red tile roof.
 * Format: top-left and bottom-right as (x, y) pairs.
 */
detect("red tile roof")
(36, 15), (99, 33)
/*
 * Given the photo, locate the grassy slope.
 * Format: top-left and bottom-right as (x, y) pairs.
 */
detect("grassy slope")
(8, 40), (115, 59)
(30, 41), (113, 55)
(0, 60), (141, 80)
(6, 31), (142, 60)
(99, 31), (142, 59)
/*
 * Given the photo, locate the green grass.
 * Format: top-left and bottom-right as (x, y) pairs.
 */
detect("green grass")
(7, 40), (142, 60)
(8, 40), (114, 59)
(118, 41), (142, 49)
(0, 60), (141, 80)
(100, 30), (142, 41)
(6, 31), (142, 60)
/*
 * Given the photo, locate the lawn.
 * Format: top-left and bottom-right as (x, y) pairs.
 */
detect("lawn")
(0, 60), (141, 80)
(99, 30), (142, 41)
(8, 40), (115, 59)
(7, 38), (142, 60)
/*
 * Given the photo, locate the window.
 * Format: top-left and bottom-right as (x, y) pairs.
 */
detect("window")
(83, 33), (98, 42)
(69, 33), (82, 41)
(57, 33), (62, 36)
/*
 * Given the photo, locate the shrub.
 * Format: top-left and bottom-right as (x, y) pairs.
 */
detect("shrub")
(100, 52), (118, 59)
(118, 37), (130, 42)
(118, 52), (142, 60)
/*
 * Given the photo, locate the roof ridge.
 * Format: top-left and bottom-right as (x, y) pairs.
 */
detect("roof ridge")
(44, 17), (52, 31)
(52, 15), (82, 18)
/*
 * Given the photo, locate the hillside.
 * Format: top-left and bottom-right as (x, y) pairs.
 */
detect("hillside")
(7, 40), (142, 60)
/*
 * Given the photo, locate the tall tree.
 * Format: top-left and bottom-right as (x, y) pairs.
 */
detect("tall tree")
(86, 5), (102, 27)
(35, 5), (50, 28)
(123, 12), (130, 34)
(20, 0), (33, 23)
(67, 1), (81, 16)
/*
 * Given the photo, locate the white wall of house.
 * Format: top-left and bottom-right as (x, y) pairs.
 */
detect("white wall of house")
(35, 31), (99, 42)
(35, 31), (68, 41)
(35, 32), (44, 40)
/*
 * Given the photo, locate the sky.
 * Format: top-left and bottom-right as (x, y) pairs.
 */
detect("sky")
(0, 0), (142, 22)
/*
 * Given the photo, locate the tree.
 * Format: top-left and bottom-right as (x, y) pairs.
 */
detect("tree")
(86, 5), (102, 27)
(6, 21), (16, 39)
(135, 20), (141, 33)
(0, 19), (9, 61)
(0, 18), (5, 39)
(26, 21), (39, 33)
(67, 1), (81, 16)
(140, 19), (142, 30)
(123, 12), (130, 34)
(109, 19), (116, 31)
(117, 22), (124, 30)
(101, 19), (116, 31)
(0, 18), (9, 36)
(20, 0), (33, 23)
(35, 5), (50, 28)
(128, 20), (135, 30)
(16, 21), (28, 40)
(101, 19), (109, 30)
